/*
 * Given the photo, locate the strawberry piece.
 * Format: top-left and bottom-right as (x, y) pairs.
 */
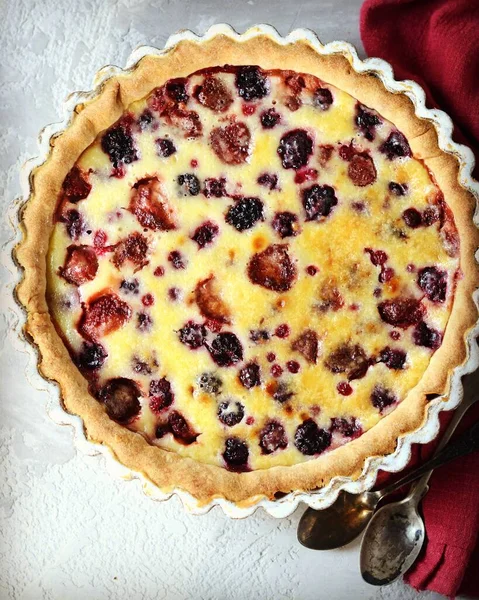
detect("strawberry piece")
(62, 166), (91, 203)
(195, 76), (233, 112)
(60, 245), (98, 286)
(291, 329), (319, 364)
(194, 276), (231, 324)
(164, 107), (202, 138)
(113, 231), (149, 269)
(248, 244), (297, 292)
(378, 297), (425, 328)
(210, 121), (251, 165)
(79, 293), (131, 341)
(129, 177), (176, 231)
(348, 154), (377, 187)
(325, 343), (370, 380)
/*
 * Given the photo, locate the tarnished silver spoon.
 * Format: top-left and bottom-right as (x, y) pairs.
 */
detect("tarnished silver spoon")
(298, 371), (479, 551)
(360, 416), (479, 585)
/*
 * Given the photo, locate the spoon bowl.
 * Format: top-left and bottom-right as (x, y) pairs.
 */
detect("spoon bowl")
(298, 491), (380, 550)
(360, 496), (425, 585)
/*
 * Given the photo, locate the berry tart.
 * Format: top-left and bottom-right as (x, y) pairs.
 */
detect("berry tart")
(16, 28), (478, 506)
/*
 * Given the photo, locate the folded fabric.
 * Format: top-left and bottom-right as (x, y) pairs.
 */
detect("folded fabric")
(360, 1), (479, 596)
(360, 0), (479, 179)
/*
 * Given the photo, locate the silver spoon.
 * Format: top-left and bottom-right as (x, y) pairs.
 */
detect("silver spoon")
(298, 372), (479, 551)
(360, 413), (479, 585)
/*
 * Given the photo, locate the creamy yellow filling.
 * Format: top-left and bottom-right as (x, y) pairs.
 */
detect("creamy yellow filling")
(46, 68), (458, 470)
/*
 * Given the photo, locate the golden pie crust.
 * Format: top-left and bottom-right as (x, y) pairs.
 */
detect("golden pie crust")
(15, 33), (479, 505)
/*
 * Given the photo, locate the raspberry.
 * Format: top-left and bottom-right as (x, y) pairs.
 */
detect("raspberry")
(203, 177), (227, 198)
(365, 248), (388, 266)
(337, 382), (353, 396)
(271, 364), (283, 378)
(286, 360), (300, 374)
(142, 293), (154, 307)
(275, 324), (290, 338)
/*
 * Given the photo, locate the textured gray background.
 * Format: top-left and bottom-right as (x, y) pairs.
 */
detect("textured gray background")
(0, 1), (450, 599)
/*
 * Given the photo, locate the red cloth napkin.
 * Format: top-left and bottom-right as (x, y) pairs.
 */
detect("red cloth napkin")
(360, 1), (479, 597)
